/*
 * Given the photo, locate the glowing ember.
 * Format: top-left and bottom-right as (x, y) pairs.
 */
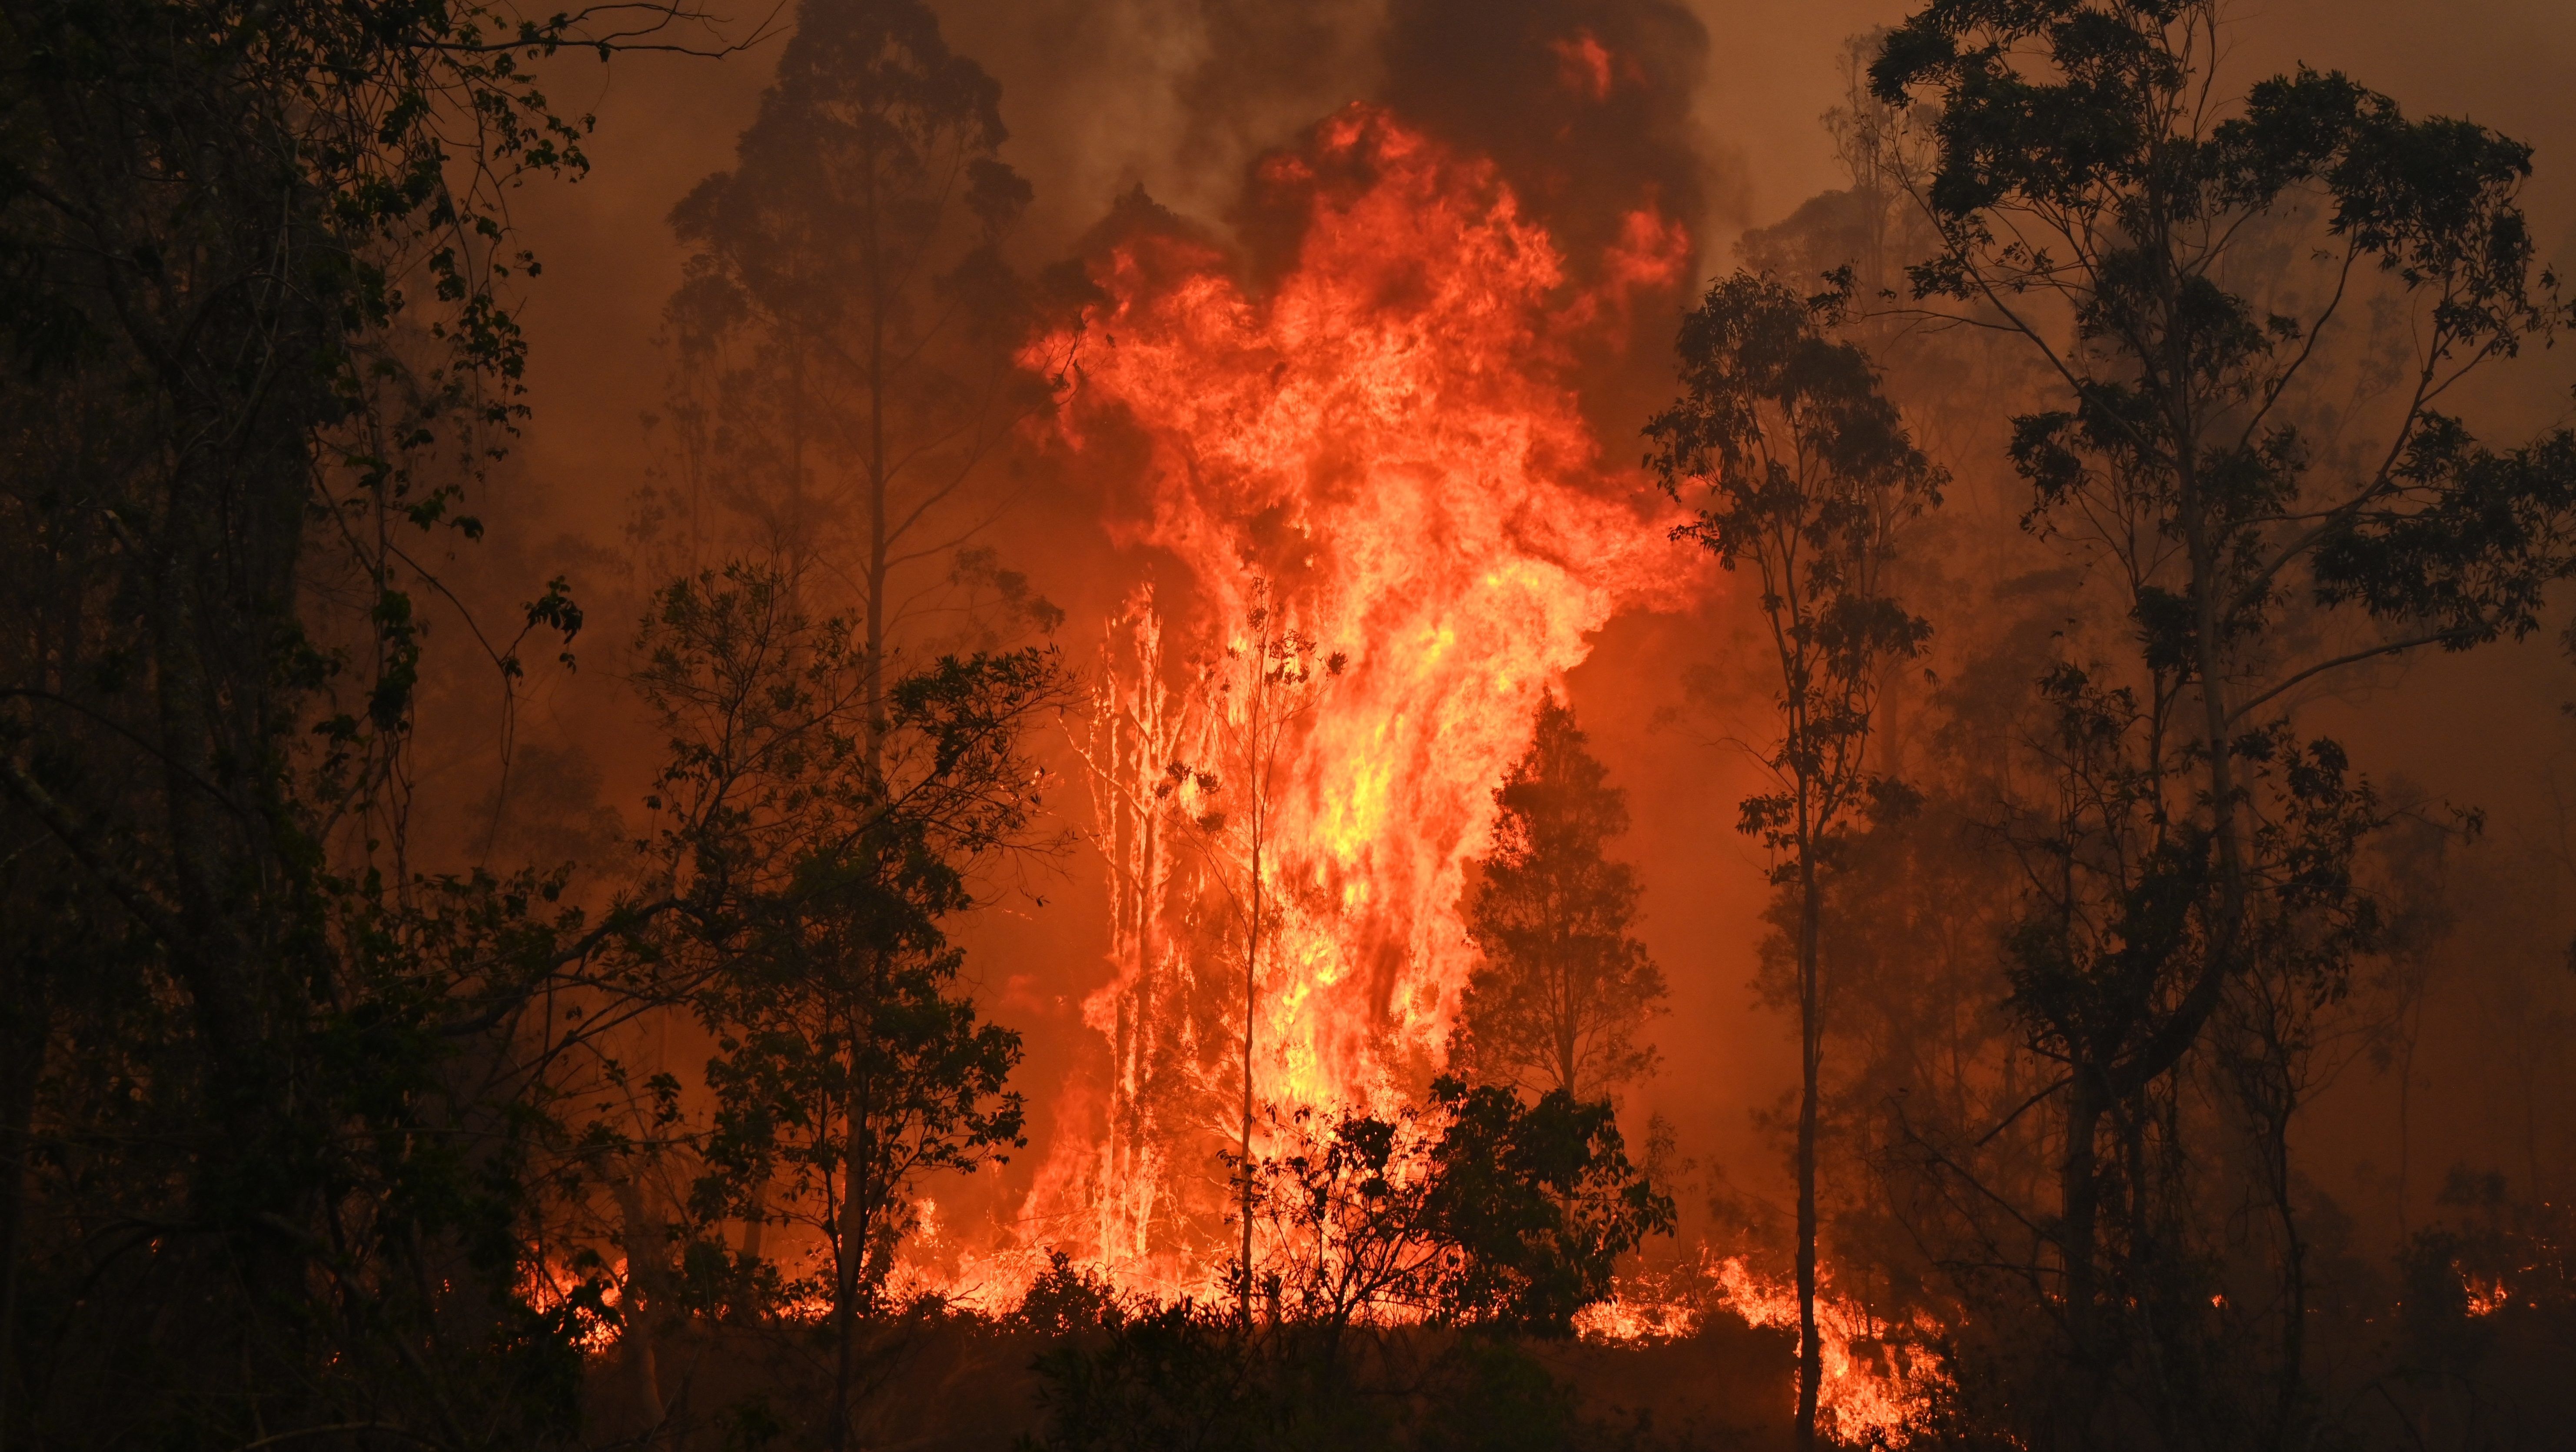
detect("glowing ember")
(2463, 1274), (2511, 1317)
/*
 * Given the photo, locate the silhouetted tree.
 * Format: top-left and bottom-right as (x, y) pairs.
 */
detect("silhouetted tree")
(0, 0), (742, 1441)
(649, 7), (1060, 1438)
(1243, 1075), (1674, 1339)
(1647, 272), (1941, 1452)
(1871, 1), (2576, 1442)
(658, 0), (1047, 648)
(1452, 694), (1666, 1102)
(633, 563), (1064, 1450)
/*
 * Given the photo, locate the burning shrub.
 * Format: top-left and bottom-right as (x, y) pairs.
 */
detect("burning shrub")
(2397, 1175), (2576, 1377)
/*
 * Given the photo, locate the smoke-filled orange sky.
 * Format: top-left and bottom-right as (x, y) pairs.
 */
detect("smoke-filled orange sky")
(469, 0), (2576, 1266)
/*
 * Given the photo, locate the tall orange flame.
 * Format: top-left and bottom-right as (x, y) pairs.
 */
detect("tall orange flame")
(1004, 103), (1699, 1294)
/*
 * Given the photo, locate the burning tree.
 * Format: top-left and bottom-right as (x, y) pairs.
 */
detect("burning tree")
(1648, 272), (1942, 1452)
(1020, 107), (1691, 1305)
(1451, 694), (1666, 1102)
(1167, 580), (1347, 1322)
(1068, 596), (1199, 1277)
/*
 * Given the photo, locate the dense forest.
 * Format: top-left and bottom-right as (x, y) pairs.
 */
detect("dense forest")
(1, 0), (2571, 1449)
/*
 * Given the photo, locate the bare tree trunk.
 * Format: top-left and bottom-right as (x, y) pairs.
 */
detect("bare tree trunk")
(2237, 1008), (2308, 1452)
(739, 1171), (767, 1267)
(827, 105), (891, 1452)
(614, 1177), (669, 1442)
(831, 1070), (871, 1452)
(1794, 841), (1822, 1452)
(1557, 990), (1579, 1100)
(0, 974), (47, 1450)
(2270, 1127), (2307, 1452)
(2058, 1069), (2105, 1443)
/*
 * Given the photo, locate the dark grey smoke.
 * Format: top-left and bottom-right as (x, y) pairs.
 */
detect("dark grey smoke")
(1378, 0), (1709, 274)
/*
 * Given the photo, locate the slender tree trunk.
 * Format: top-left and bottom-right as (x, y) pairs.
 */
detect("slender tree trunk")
(0, 975), (47, 1451)
(157, 480), (310, 1310)
(2059, 1068), (2105, 1442)
(860, 130), (890, 755)
(2520, 1051), (2543, 1211)
(824, 118), (895, 1452)
(831, 1066), (871, 1452)
(2241, 1027), (2307, 1452)
(2060, 1080), (2103, 1335)
(740, 1171), (768, 1266)
(1137, 776), (1158, 1096)
(1557, 973), (1579, 1100)
(2271, 1127), (2307, 1452)
(614, 1178), (669, 1442)
(1794, 837), (1822, 1452)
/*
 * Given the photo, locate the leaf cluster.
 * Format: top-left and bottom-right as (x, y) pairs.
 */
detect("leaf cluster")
(1646, 271), (1940, 866)
(631, 562), (1065, 1303)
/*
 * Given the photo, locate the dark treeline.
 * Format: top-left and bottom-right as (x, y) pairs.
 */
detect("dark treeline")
(0, 0), (1072, 1444)
(1677, 6), (2576, 1450)
(3, 0), (2573, 1450)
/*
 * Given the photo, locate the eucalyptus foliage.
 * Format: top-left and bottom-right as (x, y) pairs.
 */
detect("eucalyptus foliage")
(1867, 2), (2576, 1443)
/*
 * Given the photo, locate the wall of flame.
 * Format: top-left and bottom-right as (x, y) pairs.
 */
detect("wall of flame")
(1002, 103), (1701, 1296)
